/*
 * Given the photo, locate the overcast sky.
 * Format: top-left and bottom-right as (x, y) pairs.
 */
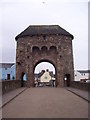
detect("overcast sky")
(0, 0), (89, 72)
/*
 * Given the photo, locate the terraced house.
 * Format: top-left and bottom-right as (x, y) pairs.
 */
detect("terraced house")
(0, 63), (16, 80)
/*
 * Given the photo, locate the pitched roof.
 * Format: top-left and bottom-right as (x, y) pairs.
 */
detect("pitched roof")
(78, 70), (90, 73)
(38, 70), (45, 78)
(15, 25), (74, 40)
(49, 71), (55, 77)
(0, 63), (15, 68)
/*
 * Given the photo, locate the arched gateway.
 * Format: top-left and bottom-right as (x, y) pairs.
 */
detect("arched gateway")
(15, 25), (74, 87)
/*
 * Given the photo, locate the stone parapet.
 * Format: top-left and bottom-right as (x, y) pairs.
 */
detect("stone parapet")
(71, 81), (90, 91)
(2, 80), (21, 94)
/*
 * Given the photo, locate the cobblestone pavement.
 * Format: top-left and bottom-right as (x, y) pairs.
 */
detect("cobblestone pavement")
(2, 88), (88, 118)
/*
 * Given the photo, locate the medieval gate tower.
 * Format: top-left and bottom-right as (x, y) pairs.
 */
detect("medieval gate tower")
(15, 25), (74, 87)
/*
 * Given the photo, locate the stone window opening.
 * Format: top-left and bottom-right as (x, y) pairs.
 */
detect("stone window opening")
(27, 48), (28, 52)
(58, 45), (61, 50)
(49, 46), (57, 53)
(41, 46), (48, 52)
(32, 46), (40, 53)
(27, 56), (29, 59)
(17, 62), (21, 66)
(43, 35), (46, 40)
(60, 55), (62, 58)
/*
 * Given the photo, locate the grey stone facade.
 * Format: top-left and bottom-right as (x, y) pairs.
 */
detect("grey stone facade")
(15, 25), (74, 87)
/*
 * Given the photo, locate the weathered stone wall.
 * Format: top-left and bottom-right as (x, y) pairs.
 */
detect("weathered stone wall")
(71, 81), (90, 91)
(0, 81), (2, 96)
(2, 80), (21, 94)
(16, 34), (74, 87)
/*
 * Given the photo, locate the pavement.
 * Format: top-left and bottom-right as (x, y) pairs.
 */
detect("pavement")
(2, 87), (27, 108)
(2, 87), (88, 118)
(65, 87), (89, 102)
(2, 87), (89, 108)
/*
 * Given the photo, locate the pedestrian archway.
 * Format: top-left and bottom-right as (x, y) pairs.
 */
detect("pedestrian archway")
(21, 73), (27, 87)
(64, 74), (71, 87)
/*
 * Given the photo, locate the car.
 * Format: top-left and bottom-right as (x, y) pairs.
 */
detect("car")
(86, 80), (90, 83)
(38, 83), (44, 87)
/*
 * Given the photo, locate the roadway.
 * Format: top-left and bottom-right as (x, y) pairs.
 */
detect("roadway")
(2, 88), (88, 118)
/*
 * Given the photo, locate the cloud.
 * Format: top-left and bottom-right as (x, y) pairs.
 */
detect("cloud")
(0, 1), (88, 70)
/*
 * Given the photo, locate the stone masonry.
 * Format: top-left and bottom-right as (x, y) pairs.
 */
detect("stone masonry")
(15, 25), (74, 87)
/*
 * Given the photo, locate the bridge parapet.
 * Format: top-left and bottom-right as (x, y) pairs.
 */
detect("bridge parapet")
(1, 80), (22, 94)
(1, 80), (90, 95)
(71, 81), (90, 91)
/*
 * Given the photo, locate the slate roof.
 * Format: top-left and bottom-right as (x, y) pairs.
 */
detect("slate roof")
(49, 71), (55, 77)
(38, 70), (45, 78)
(78, 70), (90, 73)
(0, 63), (15, 68)
(15, 25), (74, 40)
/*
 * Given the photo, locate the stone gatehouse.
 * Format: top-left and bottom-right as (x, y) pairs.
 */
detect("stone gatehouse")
(15, 25), (74, 87)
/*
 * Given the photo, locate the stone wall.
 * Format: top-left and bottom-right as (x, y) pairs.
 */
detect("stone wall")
(16, 35), (74, 87)
(2, 80), (21, 94)
(0, 81), (2, 96)
(71, 81), (90, 91)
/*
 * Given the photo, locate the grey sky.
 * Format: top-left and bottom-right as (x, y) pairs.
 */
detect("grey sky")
(0, 0), (89, 72)
(34, 62), (55, 74)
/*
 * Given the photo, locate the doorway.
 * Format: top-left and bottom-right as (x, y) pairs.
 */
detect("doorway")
(64, 74), (70, 87)
(7, 74), (10, 80)
(21, 73), (27, 87)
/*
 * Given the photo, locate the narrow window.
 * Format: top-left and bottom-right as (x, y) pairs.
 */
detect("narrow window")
(43, 35), (46, 40)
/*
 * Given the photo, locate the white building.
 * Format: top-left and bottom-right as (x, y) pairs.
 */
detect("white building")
(74, 70), (90, 81)
(40, 71), (51, 83)
(35, 69), (55, 87)
(39, 70), (55, 82)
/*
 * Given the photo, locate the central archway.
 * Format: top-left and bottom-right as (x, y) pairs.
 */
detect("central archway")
(33, 60), (57, 87)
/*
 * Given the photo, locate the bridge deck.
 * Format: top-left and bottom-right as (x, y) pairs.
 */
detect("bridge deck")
(2, 87), (27, 107)
(2, 88), (88, 118)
